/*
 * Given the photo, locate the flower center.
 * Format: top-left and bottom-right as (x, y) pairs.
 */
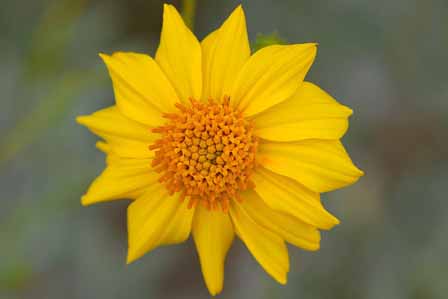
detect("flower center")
(150, 97), (258, 212)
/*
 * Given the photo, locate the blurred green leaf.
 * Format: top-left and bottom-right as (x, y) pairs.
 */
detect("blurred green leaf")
(0, 263), (33, 291)
(252, 32), (286, 52)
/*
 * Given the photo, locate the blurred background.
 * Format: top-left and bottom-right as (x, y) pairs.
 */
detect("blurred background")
(1, 0), (447, 298)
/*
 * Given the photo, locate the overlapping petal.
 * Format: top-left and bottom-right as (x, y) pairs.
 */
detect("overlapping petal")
(201, 5), (250, 102)
(77, 106), (156, 159)
(77, 106), (156, 142)
(127, 187), (195, 263)
(258, 139), (364, 193)
(81, 155), (157, 206)
(100, 52), (179, 126)
(239, 190), (321, 250)
(230, 198), (289, 284)
(156, 4), (202, 101)
(252, 167), (339, 230)
(230, 43), (317, 116)
(253, 82), (353, 141)
(193, 205), (234, 295)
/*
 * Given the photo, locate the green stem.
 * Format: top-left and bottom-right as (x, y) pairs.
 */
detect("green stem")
(181, 0), (197, 30)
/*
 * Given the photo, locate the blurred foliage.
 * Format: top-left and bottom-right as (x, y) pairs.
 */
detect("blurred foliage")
(0, 69), (103, 164)
(1, 0), (447, 299)
(252, 32), (286, 51)
(181, 0), (197, 30)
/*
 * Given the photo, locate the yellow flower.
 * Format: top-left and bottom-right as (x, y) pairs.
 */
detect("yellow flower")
(77, 4), (363, 296)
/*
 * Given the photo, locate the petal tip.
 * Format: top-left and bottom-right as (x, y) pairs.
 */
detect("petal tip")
(75, 115), (86, 125)
(320, 215), (341, 230)
(163, 3), (178, 16)
(98, 52), (109, 61)
(81, 195), (93, 206)
(297, 43), (318, 55)
(328, 218), (341, 230)
(126, 249), (139, 265)
(234, 4), (244, 13)
(278, 274), (288, 285)
(207, 286), (223, 297)
(334, 217), (341, 225)
(310, 242), (321, 251)
(308, 43), (318, 53)
(347, 107), (354, 116)
(95, 141), (109, 153)
(75, 115), (85, 124)
(356, 168), (365, 177)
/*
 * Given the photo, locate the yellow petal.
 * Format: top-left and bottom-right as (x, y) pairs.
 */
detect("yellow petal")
(258, 140), (364, 193)
(106, 137), (154, 159)
(155, 4), (202, 101)
(230, 198), (289, 284)
(201, 5), (250, 102)
(192, 205), (234, 296)
(201, 30), (219, 92)
(127, 187), (195, 263)
(230, 43), (317, 116)
(77, 105), (156, 159)
(253, 82), (353, 141)
(81, 156), (157, 206)
(95, 141), (110, 154)
(239, 190), (321, 251)
(253, 167), (339, 230)
(77, 106), (155, 142)
(100, 52), (179, 126)
(97, 141), (154, 167)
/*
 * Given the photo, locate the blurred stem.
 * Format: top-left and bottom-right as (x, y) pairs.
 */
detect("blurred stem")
(0, 69), (103, 165)
(181, 0), (197, 30)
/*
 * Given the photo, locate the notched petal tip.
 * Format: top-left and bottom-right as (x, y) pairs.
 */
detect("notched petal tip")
(208, 286), (223, 297)
(307, 242), (321, 252)
(162, 3), (181, 19)
(163, 3), (173, 10)
(278, 275), (288, 285)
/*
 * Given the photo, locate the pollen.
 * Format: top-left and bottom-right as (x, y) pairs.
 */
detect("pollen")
(149, 97), (258, 212)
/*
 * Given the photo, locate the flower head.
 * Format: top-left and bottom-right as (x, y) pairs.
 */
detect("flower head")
(77, 4), (363, 296)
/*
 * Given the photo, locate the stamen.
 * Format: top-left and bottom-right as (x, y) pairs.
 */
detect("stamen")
(149, 98), (258, 212)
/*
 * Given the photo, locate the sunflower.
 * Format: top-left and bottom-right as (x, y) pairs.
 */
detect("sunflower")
(77, 4), (363, 296)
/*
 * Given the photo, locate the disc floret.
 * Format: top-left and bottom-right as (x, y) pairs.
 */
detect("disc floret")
(150, 97), (258, 212)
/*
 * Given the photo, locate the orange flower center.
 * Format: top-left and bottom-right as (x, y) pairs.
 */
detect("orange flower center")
(150, 97), (258, 212)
